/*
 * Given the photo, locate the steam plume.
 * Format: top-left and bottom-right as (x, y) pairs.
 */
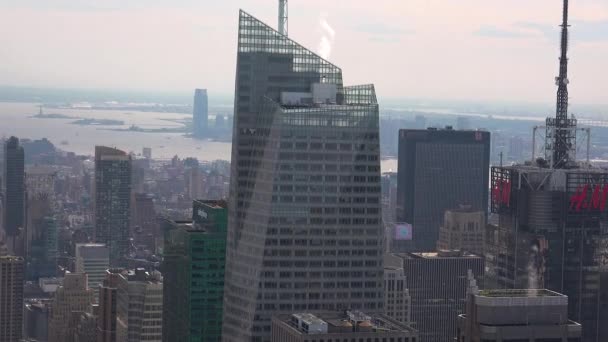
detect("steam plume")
(318, 14), (336, 60)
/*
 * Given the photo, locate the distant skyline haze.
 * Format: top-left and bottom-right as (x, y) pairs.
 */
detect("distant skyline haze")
(0, 0), (607, 104)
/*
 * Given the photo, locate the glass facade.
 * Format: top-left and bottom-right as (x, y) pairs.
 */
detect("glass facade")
(162, 200), (227, 342)
(94, 146), (132, 267)
(222, 11), (384, 342)
(396, 129), (490, 252)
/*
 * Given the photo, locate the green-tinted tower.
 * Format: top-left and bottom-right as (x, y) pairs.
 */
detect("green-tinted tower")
(162, 200), (227, 342)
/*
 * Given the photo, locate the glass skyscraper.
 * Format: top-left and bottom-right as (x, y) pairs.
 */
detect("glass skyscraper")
(94, 146), (131, 267)
(163, 200), (227, 342)
(193, 89), (208, 138)
(222, 11), (384, 342)
(2, 136), (25, 256)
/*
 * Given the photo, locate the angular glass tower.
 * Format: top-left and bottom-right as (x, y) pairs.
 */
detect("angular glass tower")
(222, 11), (384, 342)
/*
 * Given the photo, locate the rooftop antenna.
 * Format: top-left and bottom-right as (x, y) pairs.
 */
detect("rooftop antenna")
(546, 0), (577, 169)
(279, 0), (288, 36)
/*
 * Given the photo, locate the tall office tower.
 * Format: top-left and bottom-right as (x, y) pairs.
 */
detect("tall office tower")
(94, 146), (131, 266)
(2, 137), (25, 256)
(437, 206), (485, 255)
(25, 167), (56, 275)
(486, 1), (608, 341)
(132, 194), (157, 251)
(0, 256), (24, 342)
(75, 243), (110, 301)
(116, 269), (163, 342)
(163, 200), (227, 342)
(48, 272), (95, 342)
(222, 10), (384, 342)
(97, 268), (123, 342)
(458, 281), (582, 341)
(193, 89), (209, 137)
(394, 251), (484, 342)
(384, 254), (412, 325)
(27, 216), (58, 279)
(396, 128), (490, 252)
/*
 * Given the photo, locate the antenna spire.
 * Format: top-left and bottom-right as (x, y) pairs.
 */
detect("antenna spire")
(279, 0), (288, 36)
(546, 0), (576, 168)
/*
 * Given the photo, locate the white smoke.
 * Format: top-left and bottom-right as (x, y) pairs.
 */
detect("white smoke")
(527, 244), (539, 289)
(318, 13), (336, 60)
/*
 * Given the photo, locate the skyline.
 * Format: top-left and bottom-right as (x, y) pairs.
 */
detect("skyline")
(0, 0), (607, 105)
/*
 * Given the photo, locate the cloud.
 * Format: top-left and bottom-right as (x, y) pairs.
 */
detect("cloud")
(573, 20), (608, 42)
(474, 25), (532, 39)
(353, 21), (414, 44)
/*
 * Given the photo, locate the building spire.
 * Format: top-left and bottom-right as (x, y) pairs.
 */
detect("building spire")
(547, 0), (576, 168)
(278, 0), (288, 36)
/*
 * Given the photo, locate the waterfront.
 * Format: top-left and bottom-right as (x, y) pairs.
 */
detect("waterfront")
(0, 101), (400, 171)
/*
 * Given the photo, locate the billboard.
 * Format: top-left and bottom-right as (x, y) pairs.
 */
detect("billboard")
(394, 223), (413, 241)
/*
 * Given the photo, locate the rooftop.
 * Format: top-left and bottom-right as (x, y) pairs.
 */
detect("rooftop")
(275, 311), (415, 336)
(399, 250), (481, 259)
(478, 289), (565, 298)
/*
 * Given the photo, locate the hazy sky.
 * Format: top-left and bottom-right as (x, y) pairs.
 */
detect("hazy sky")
(1, 0), (607, 104)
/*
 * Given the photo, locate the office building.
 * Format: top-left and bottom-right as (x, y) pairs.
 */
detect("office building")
(2, 137), (25, 256)
(437, 206), (485, 255)
(486, 2), (608, 340)
(222, 10), (384, 342)
(27, 216), (58, 279)
(72, 311), (98, 342)
(75, 243), (110, 300)
(396, 128), (490, 252)
(132, 194), (157, 251)
(271, 311), (418, 342)
(97, 268), (123, 342)
(384, 254), (411, 325)
(142, 147), (152, 160)
(458, 285), (582, 341)
(116, 269), (163, 342)
(24, 299), (50, 342)
(0, 256), (24, 342)
(94, 146), (131, 266)
(395, 251), (484, 342)
(48, 272), (94, 342)
(381, 172), (398, 224)
(163, 200), (227, 342)
(193, 89), (208, 137)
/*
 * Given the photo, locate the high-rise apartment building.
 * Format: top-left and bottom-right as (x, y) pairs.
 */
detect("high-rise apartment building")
(395, 251), (484, 342)
(75, 243), (110, 301)
(458, 286), (582, 342)
(0, 256), (24, 342)
(97, 268), (123, 342)
(437, 206), (485, 255)
(116, 269), (163, 342)
(396, 128), (490, 252)
(2, 137), (25, 256)
(48, 272), (95, 342)
(193, 89), (208, 137)
(163, 200), (227, 342)
(94, 146), (131, 266)
(222, 10), (384, 342)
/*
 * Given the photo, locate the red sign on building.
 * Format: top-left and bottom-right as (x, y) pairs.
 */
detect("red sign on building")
(492, 179), (512, 207)
(569, 184), (608, 212)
